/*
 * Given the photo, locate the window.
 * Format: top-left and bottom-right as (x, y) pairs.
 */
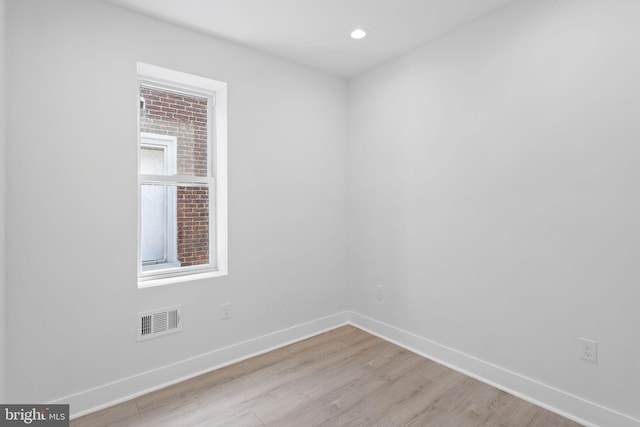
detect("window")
(137, 63), (227, 287)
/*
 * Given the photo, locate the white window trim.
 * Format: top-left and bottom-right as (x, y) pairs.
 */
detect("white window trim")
(137, 62), (228, 288)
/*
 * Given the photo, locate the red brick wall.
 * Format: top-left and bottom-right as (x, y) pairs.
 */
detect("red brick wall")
(140, 86), (210, 267)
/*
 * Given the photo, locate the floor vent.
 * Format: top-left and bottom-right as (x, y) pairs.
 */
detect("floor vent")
(137, 306), (182, 341)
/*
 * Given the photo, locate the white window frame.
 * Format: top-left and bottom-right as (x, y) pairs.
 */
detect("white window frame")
(137, 62), (228, 288)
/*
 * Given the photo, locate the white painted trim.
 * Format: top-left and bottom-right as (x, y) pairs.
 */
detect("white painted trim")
(56, 312), (349, 419)
(137, 62), (226, 94)
(212, 82), (228, 278)
(137, 269), (227, 289)
(347, 311), (640, 427)
(138, 175), (211, 184)
(55, 310), (639, 426)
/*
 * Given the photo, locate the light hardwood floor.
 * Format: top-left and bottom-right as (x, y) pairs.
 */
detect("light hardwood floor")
(71, 326), (583, 427)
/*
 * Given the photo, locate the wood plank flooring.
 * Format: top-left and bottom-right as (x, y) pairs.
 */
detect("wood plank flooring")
(71, 326), (583, 427)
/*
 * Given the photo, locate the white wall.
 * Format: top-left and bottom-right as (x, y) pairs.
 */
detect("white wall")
(0, 0), (6, 403)
(5, 0), (348, 411)
(6, 0), (640, 423)
(349, 0), (640, 422)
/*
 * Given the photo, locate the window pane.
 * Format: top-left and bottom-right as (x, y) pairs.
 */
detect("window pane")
(140, 85), (208, 177)
(140, 183), (210, 271)
(141, 184), (171, 264)
(177, 185), (210, 267)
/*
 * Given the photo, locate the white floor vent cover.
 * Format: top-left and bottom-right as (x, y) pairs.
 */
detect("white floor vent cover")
(137, 306), (182, 341)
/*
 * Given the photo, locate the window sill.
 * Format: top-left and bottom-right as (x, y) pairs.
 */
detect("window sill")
(142, 261), (181, 272)
(138, 269), (227, 289)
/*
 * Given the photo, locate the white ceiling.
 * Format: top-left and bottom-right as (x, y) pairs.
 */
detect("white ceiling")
(103, 0), (518, 77)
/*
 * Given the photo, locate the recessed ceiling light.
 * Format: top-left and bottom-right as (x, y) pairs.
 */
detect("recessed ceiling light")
(350, 28), (367, 40)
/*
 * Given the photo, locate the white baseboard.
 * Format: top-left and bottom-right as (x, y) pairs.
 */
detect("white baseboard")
(348, 311), (640, 427)
(57, 311), (350, 419)
(58, 310), (639, 426)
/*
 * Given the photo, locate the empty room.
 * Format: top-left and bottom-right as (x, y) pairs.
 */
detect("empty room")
(0, 0), (638, 426)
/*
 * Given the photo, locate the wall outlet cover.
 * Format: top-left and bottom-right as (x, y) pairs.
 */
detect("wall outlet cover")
(579, 337), (597, 363)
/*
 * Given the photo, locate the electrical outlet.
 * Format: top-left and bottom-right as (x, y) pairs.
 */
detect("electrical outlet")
(579, 338), (597, 363)
(221, 303), (231, 320)
(376, 285), (383, 300)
